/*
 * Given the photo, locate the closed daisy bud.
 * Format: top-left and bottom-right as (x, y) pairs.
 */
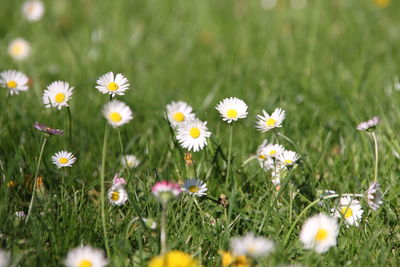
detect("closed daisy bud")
(64, 245), (108, 267)
(7, 38), (31, 61)
(42, 81), (74, 110)
(300, 213), (338, 254)
(356, 116), (380, 131)
(366, 181), (383, 211)
(33, 122), (64, 135)
(107, 185), (128, 206)
(152, 181), (181, 205)
(112, 173), (126, 186)
(0, 70), (29, 95)
(51, 151), (76, 168)
(166, 101), (196, 127)
(22, 0), (45, 22)
(121, 154), (140, 169)
(142, 218), (157, 229)
(255, 108), (286, 132)
(96, 72), (129, 96)
(231, 233), (274, 258)
(176, 118), (211, 152)
(102, 100), (133, 128)
(332, 196), (363, 227)
(215, 97), (248, 123)
(182, 178), (207, 196)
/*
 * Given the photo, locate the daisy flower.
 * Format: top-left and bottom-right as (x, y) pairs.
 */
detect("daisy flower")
(121, 154), (140, 169)
(108, 185), (128, 206)
(299, 213), (339, 254)
(257, 140), (285, 159)
(215, 97), (248, 123)
(51, 151), (77, 168)
(256, 140), (275, 170)
(166, 101), (196, 127)
(64, 245), (108, 267)
(0, 250), (10, 267)
(182, 178), (207, 196)
(102, 100), (133, 128)
(15, 210), (26, 219)
(96, 72), (129, 96)
(332, 196), (363, 227)
(42, 81), (74, 110)
(7, 38), (31, 61)
(366, 181), (383, 210)
(22, 0), (45, 21)
(231, 233), (274, 258)
(148, 251), (200, 267)
(0, 70), (29, 95)
(356, 116), (380, 131)
(142, 218), (157, 229)
(278, 150), (299, 167)
(152, 181), (181, 205)
(112, 173), (126, 186)
(33, 122), (64, 135)
(255, 108), (286, 132)
(176, 118), (211, 152)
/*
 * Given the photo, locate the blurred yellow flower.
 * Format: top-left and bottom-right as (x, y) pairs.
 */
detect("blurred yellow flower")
(6, 181), (16, 188)
(148, 251), (200, 267)
(373, 0), (390, 7)
(218, 250), (250, 267)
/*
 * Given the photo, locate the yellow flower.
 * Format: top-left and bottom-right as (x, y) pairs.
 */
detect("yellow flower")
(218, 250), (250, 267)
(373, 0), (390, 7)
(6, 181), (16, 188)
(148, 251), (200, 267)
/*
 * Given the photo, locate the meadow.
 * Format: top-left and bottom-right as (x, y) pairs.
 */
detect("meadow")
(1, 0), (400, 266)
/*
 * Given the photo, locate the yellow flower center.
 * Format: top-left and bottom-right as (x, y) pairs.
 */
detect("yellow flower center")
(109, 112), (122, 122)
(7, 80), (17, 88)
(189, 127), (201, 139)
(226, 109), (238, 118)
(269, 150), (277, 156)
(285, 159), (293, 165)
(11, 44), (23, 55)
(374, 0), (390, 8)
(266, 118), (276, 127)
(259, 155), (266, 160)
(340, 207), (353, 219)
(58, 157), (68, 164)
(111, 191), (119, 201)
(315, 228), (328, 241)
(107, 82), (119, 91)
(188, 185), (199, 193)
(55, 93), (65, 103)
(173, 112), (185, 122)
(78, 260), (93, 267)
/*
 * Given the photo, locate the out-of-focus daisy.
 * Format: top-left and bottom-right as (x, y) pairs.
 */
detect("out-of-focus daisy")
(299, 213), (339, 254)
(231, 233), (275, 258)
(142, 218), (157, 229)
(215, 97), (248, 123)
(0, 70), (29, 95)
(366, 181), (383, 210)
(148, 250), (200, 267)
(112, 173), (126, 186)
(152, 181), (181, 205)
(219, 250), (250, 267)
(51, 151), (76, 168)
(33, 122), (64, 135)
(7, 38), (31, 61)
(356, 116), (380, 131)
(373, 0), (390, 8)
(260, 0), (277, 10)
(96, 72), (129, 96)
(332, 196), (363, 227)
(64, 245), (108, 267)
(121, 154), (140, 169)
(102, 100), (133, 128)
(0, 250), (10, 267)
(176, 118), (211, 152)
(108, 185), (128, 206)
(182, 178), (207, 196)
(15, 210), (26, 219)
(256, 140), (274, 170)
(22, 0), (44, 21)
(255, 108), (285, 132)
(278, 150), (299, 167)
(42, 81), (74, 110)
(166, 101), (196, 127)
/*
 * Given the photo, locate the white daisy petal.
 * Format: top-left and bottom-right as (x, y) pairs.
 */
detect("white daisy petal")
(96, 72), (130, 96)
(166, 101), (196, 127)
(42, 81), (74, 110)
(64, 245), (108, 267)
(51, 151), (76, 168)
(121, 155), (140, 169)
(176, 118), (211, 152)
(8, 38), (31, 61)
(332, 196), (363, 227)
(102, 100), (133, 128)
(215, 97), (248, 123)
(0, 70), (29, 95)
(277, 150), (299, 167)
(255, 108), (286, 132)
(231, 233), (274, 258)
(182, 178), (208, 196)
(108, 185), (128, 206)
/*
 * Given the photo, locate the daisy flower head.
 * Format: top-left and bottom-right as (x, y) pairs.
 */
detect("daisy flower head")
(258, 141), (285, 159)
(121, 154), (140, 169)
(108, 185), (128, 206)
(256, 108), (286, 132)
(8, 38), (31, 61)
(231, 233), (274, 258)
(152, 181), (181, 205)
(112, 173), (126, 186)
(0, 249), (10, 267)
(51, 151), (76, 168)
(166, 101), (196, 127)
(215, 97), (248, 123)
(0, 70), (29, 95)
(278, 150), (299, 167)
(102, 100), (133, 128)
(22, 0), (45, 21)
(33, 122), (64, 135)
(182, 178), (207, 196)
(367, 181), (383, 211)
(356, 116), (380, 131)
(299, 213), (339, 254)
(64, 245), (108, 267)
(148, 250), (200, 267)
(256, 140), (274, 170)
(42, 81), (74, 110)
(96, 72), (129, 96)
(176, 118), (211, 152)
(15, 210), (26, 219)
(332, 196), (363, 227)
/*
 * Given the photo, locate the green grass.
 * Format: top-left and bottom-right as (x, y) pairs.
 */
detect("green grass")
(1, 0), (400, 266)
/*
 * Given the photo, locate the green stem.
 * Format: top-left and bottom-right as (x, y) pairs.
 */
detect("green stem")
(371, 132), (379, 182)
(25, 136), (48, 224)
(226, 123), (234, 185)
(100, 124), (111, 258)
(117, 129), (131, 180)
(67, 107), (72, 146)
(160, 203), (167, 254)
